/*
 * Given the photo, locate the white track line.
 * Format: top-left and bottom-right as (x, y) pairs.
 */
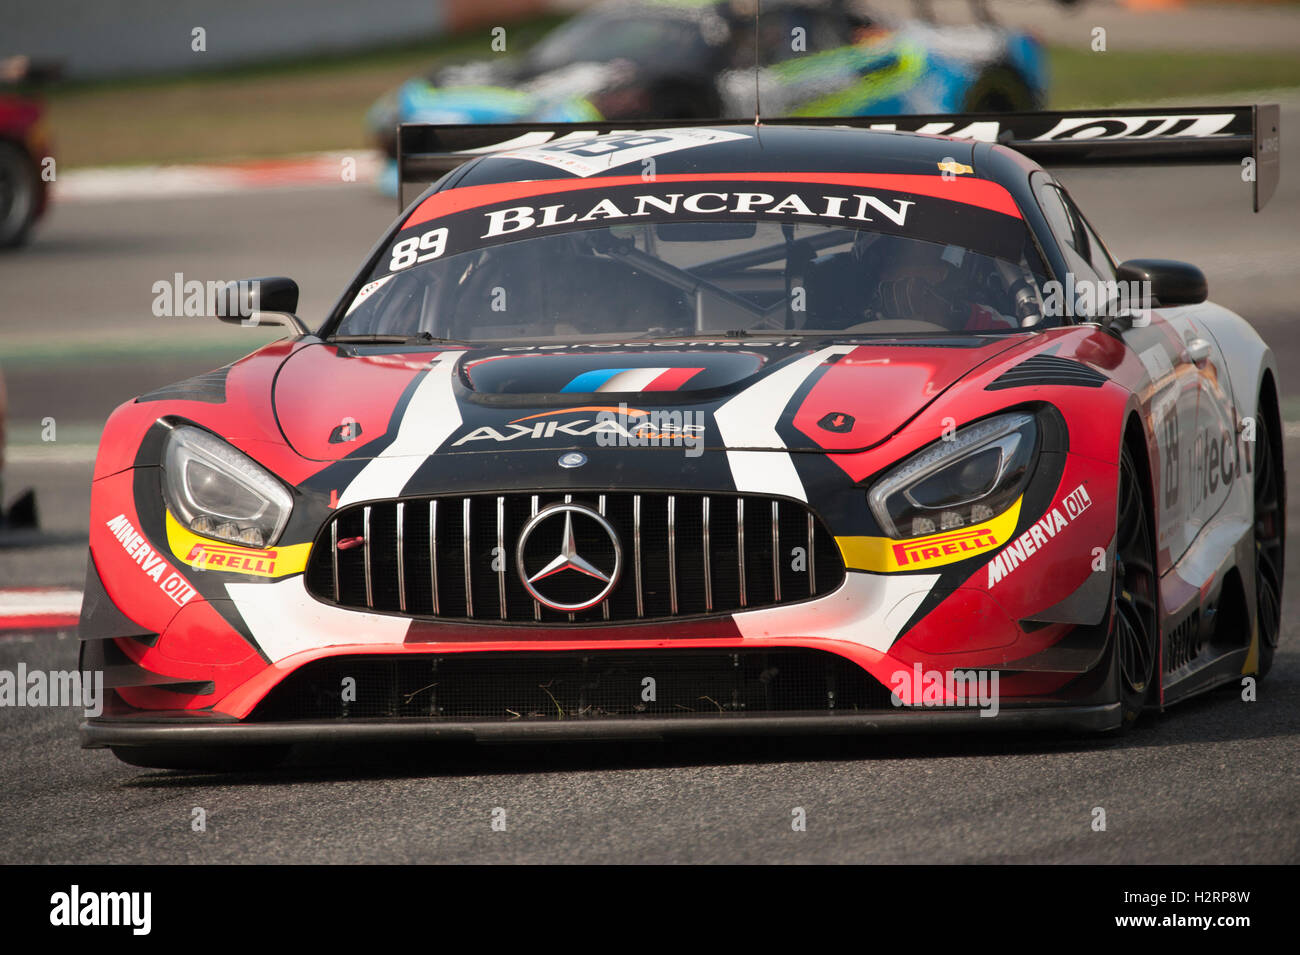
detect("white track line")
(0, 588), (83, 632)
(4, 444), (99, 464)
(53, 150), (382, 203)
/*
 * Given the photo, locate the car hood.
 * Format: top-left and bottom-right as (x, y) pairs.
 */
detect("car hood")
(273, 336), (1026, 462)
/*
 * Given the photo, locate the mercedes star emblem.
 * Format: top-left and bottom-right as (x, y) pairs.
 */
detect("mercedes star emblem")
(516, 503), (622, 611)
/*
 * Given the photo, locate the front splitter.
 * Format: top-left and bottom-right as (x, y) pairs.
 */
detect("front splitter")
(83, 702), (1122, 749)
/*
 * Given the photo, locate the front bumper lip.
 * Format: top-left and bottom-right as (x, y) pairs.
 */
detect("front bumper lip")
(82, 702), (1122, 748)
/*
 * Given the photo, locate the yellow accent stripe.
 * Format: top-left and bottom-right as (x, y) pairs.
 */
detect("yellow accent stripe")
(838, 497), (1024, 573)
(1242, 619), (1259, 675)
(165, 511), (311, 578)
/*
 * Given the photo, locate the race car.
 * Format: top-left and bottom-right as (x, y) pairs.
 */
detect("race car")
(367, 0), (1048, 193)
(0, 366), (38, 534)
(0, 56), (57, 248)
(80, 105), (1283, 770)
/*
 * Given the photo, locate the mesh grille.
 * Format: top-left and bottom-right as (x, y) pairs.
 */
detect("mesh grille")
(250, 649), (894, 722)
(305, 492), (845, 624)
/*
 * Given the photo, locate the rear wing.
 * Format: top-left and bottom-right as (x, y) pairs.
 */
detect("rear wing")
(397, 104), (1279, 212)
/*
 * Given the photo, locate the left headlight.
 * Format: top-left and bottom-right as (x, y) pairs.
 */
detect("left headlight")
(868, 412), (1038, 539)
(162, 425), (293, 548)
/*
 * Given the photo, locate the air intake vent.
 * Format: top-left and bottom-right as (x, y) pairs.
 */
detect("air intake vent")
(250, 649), (894, 722)
(137, 367), (231, 403)
(986, 355), (1106, 391)
(1165, 610), (1202, 673)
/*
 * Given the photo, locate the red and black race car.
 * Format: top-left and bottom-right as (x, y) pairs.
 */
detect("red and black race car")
(80, 107), (1284, 769)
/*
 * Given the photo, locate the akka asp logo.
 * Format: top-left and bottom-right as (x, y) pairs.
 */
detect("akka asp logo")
(451, 406), (704, 446)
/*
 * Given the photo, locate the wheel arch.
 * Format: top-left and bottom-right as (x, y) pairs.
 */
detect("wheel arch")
(1120, 399), (1158, 556)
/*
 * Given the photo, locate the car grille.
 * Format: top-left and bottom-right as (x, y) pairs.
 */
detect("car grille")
(305, 492), (845, 623)
(249, 649), (894, 722)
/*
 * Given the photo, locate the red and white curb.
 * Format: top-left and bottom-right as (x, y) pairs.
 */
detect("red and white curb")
(53, 150), (383, 203)
(0, 588), (82, 632)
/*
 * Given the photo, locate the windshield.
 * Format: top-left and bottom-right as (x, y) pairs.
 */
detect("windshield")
(335, 178), (1049, 343)
(527, 12), (714, 72)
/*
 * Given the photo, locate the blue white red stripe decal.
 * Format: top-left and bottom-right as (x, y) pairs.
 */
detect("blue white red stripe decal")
(561, 367), (704, 393)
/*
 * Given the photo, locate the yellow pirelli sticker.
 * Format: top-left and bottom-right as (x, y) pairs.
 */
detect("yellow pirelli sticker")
(837, 497), (1023, 573)
(165, 511), (311, 578)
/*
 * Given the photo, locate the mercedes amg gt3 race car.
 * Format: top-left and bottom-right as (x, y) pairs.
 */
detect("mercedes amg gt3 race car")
(80, 106), (1284, 769)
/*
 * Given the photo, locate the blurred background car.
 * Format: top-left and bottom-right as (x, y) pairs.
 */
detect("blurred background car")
(0, 364), (38, 535)
(0, 56), (57, 248)
(367, 0), (1048, 193)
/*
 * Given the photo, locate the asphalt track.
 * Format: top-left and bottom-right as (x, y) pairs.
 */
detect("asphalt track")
(1, 107), (1298, 864)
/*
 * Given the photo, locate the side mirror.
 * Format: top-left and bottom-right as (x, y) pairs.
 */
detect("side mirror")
(1116, 259), (1207, 307)
(216, 277), (309, 335)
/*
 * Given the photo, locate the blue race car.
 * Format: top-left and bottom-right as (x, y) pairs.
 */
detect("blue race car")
(368, 0), (1048, 193)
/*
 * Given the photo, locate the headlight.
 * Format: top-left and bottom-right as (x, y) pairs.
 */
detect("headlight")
(868, 412), (1038, 539)
(162, 426), (293, 548)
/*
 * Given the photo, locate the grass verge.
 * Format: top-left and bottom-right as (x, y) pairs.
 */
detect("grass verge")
(1048, 46), (1300, 108)
(41, 36), (1300, 169)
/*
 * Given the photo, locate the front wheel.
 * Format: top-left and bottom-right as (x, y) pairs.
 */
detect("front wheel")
(1252, 413), (1284, 677)
(0, 141), (38, 249)
(1114, 444), (1159, 726)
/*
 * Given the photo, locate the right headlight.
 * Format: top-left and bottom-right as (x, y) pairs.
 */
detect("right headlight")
(868, 412), (1038, 539)
(161, 425), (293, 548)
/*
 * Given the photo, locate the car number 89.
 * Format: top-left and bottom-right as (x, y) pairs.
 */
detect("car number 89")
(389, 227), (449, 271)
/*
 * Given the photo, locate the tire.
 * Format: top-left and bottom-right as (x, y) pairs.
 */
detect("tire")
(963, 65), (1038, 113)
(109, 745), (290, 772)
(1252, 412), (1284, 678)
(1114, 444), (1159, 726)
(0, 141), (38, 249)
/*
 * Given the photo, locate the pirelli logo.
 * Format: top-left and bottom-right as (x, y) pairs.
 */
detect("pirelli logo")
(892, 526), (998, 567)
(164, 511), (312, 579)
(837, 498), (1023, 574)
(186, 542), (282, 577)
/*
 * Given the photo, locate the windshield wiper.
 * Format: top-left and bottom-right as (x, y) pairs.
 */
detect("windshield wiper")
(328, 332), (468, 345)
